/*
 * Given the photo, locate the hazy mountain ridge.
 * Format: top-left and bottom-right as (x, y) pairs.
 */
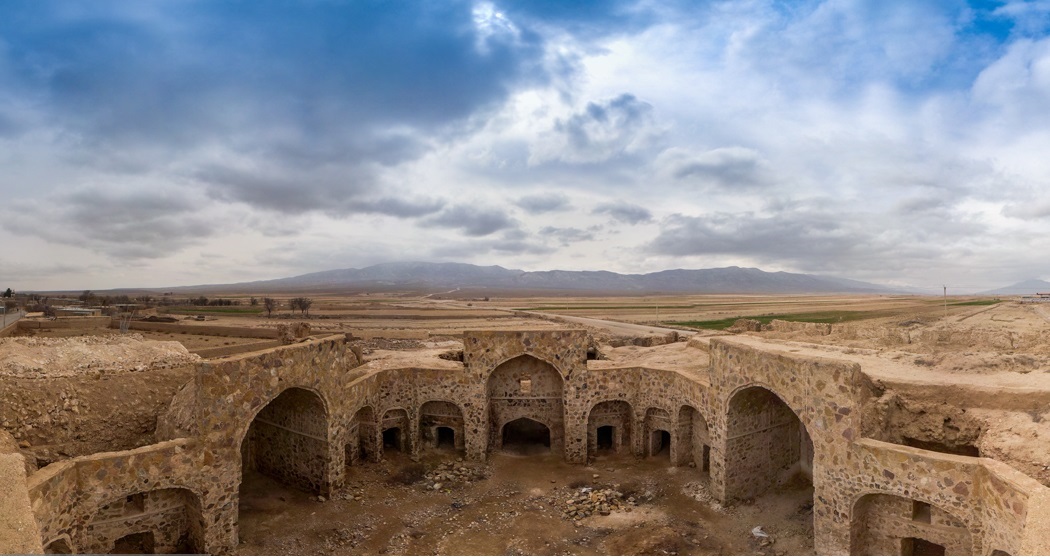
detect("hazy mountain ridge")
(980, 279), (1050, 295)
(201, 261), (902, 294)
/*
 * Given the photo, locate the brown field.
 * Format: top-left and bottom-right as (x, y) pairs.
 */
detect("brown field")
(147, 291), (1006, 342)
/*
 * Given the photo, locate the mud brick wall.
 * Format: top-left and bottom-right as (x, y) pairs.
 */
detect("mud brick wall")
(770, 319), (831, 335)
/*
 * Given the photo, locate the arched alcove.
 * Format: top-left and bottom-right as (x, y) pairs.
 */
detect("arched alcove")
(83, 488), (204, 554)
(587, 400), (632, 458)
(241, 387), (330, 495)
(419, 400), (465, 454)
(850, 493), (972, 555)
(346, 406), (377, 466)
(724, 386), (813, 500)
(486, 354), (564, 455)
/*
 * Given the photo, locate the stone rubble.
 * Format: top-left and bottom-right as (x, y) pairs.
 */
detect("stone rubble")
(0, 334), (199, 378)
(422, 460), (491, 490)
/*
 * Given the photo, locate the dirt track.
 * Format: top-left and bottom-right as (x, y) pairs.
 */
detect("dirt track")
(238, 450), (814, 556)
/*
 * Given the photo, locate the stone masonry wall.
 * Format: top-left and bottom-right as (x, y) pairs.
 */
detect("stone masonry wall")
(7, 330), (1050, 556)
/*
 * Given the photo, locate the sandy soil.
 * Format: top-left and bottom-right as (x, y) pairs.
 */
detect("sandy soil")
(238, 450), (813, 556)
(0, 334), (199, 379)
(128, 330), (271, 351)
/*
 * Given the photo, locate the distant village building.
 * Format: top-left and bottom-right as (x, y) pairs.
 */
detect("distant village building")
(52, 307), (103, 317)
(1020, 292), (1050, 303)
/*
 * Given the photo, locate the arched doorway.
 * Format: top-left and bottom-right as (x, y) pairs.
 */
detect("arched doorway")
(346, 406), (377, 466)
(486, 354), (564, 455)
(419, 400), (465, 454)
(587, 400), (632, 458)
(44, 537), (73, 555)
(725, 386), (813, 500)
(501, 417), (551, 454)
(850, 493), (972, 555)
(82, 488), (204, 554)
(381, 409), (410, 456)
(241, 387), (329, 495)
(678, 405), (711, 473)
(644, 407), (672, 459)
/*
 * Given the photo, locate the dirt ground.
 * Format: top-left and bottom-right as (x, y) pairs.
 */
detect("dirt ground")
(237, 450), (813, 556)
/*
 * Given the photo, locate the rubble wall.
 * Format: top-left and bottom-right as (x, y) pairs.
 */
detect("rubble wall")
(0, 452), (42, 554)
(0, 366), (196, 462)
(6, 330), (1049, 556)
(849, 439), (1049, 556)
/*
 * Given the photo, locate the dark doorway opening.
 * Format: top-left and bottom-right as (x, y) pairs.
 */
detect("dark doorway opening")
(597, 425), (615, 451)
(902, 437), (980, 457)
(44, 539), (72, 555)
(383, 428), (402, 452)
(902, 537), (946, 556)
(111, 532), (155, 555)
(652, 430), (671, 458)
(502, 418), (551, 454)
(437, 426), (455, 449)
(702, 444), (711, 472)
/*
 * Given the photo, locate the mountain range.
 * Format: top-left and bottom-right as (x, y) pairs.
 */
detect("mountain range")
(176, 261), (904, 294)
(979, 279), (1050, 295)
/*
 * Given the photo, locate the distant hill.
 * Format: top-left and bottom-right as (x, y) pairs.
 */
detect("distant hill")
(174, 261), (902, 294)
(979, 279), (1050, 296)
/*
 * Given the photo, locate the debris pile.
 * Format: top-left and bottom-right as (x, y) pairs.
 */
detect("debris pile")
(553, 486), (637, 521)
(423, 460), (490, 490)
(0, 334), (200, 378)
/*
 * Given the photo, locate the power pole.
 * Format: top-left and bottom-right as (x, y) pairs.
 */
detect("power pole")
(943, 285), (948, 318)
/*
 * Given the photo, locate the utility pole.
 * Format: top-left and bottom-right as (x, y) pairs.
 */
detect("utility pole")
(943, 285), (948, 318)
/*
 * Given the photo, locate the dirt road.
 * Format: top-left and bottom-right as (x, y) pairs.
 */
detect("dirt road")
(519, 311), (698, 337)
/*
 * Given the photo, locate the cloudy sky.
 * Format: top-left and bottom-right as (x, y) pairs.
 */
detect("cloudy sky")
(2, 0), (1049, 291)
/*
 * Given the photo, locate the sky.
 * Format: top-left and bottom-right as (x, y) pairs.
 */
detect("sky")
(1, 0), (1049, 292)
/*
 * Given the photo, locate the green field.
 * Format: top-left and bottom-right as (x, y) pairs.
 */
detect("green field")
(165, 306), (264, 315)
(667, 310), (883, 331)
(947, 299), (1001, 306)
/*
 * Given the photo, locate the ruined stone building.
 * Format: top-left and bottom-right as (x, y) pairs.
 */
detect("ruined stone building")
(1, 329), (1048, 555)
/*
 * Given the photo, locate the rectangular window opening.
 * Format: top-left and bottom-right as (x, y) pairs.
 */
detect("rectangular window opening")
(912, 500), (932, 523)
(520, 378), (532, 395)
(125, 493), (145, 514)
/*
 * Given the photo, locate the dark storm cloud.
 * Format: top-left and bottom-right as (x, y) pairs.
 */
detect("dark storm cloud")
(4, 187), (219, 259)
(553, 94), (656, 162)
(592, 201), (652, 225)
(538, 226), (595, 246)
(197, 164), (445, 218)
(515, 193), (571, 213)
(431, 228), (555, 258)
(0, 0), (548, 211)
(421, 204), (519, 237)
(648, 212), (866, 261)
(667, 147), (770, 190)
(356, 197), (446, 218)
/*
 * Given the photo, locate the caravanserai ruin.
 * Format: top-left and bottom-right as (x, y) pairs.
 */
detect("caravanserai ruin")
(1, 312), (1049, 555)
